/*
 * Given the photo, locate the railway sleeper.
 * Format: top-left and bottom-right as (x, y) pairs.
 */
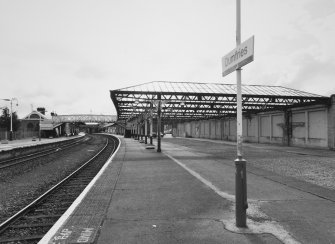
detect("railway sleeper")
(43, 192), (79, 198)
(46, 193), (80, 199)
(0, 136), (115, 243)
(68, 177), (96, 181)
(9, 222), (55, 229)
(53, 188), (84, 193)
(32, 208), (69, 215)
(45, 196), (80, 202)
(46, 193), (80, 198)
(62, 183), (91, 187)
(36, 203), (73, 210)
(61, 184), (90, 188)
(69, 178), (95, 181)
(22, 214), (62, 219)
(0, 234), (44, 243)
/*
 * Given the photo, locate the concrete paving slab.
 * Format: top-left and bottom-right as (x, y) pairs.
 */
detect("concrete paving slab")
(161, 152), (318, 202)
(161, 138), (335, 243)
(262, 199), (335, 243)
(98, 219), (281, 244)
(41, 136), (335, 243)
(96, 138), (283, 243)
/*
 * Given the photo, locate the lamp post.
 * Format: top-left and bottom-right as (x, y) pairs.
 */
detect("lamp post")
(235, 0), (247, 228)
(1, 98), (18, 141)
(39, 112), (42, 141)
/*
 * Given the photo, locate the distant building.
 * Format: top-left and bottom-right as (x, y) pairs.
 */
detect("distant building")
(17, 111), (63, 139)
(17, 111), (48, 139)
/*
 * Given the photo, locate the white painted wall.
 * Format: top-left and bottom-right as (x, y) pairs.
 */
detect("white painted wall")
(173, 104), (331, 149)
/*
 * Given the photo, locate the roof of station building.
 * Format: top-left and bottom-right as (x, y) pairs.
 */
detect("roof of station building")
(21, 111), (50, 120)
(110, 81), (329, 121)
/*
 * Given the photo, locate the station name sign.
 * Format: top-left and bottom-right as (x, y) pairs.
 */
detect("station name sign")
(222, 36), (254, 77)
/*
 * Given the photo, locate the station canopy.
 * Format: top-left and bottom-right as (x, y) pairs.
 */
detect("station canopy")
(110, 81), (329, 121)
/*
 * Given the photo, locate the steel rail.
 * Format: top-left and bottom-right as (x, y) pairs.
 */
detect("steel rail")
(0, 137), (88, 169)
(0, 136), (113, 235)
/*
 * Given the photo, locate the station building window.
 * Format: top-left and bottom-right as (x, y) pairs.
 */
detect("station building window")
(27, 123), (34, 130)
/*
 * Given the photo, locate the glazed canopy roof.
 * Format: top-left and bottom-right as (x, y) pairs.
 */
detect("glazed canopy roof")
(110, 81), (329, 121)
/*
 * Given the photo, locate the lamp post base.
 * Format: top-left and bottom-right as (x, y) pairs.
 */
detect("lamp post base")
(235, 157), (248, 227)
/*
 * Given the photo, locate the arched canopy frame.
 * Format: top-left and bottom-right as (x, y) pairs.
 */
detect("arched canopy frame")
(110, 81), (330, 122)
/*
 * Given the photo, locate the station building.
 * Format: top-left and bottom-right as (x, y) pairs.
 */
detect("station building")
(18, 111), (63, 139)
(110, 81), (335, 150)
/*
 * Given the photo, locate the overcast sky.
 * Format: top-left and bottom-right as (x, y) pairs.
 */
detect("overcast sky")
(1, 0), (335, 118)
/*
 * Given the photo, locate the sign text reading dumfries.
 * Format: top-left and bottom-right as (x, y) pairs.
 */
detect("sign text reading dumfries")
(222, 36), (254, 77)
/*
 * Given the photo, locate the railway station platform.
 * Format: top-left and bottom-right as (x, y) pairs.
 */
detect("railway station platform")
(0, 135), (83, 152)
(40, 135), (335, 244)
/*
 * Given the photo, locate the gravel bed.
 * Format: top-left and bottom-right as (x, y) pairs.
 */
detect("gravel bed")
(248, 156), (335, 190)
(0, 134), (107, 223)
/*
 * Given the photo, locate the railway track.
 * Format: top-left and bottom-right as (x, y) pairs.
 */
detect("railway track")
(0, 134), (119, 244)
(0, 136), (89, 170)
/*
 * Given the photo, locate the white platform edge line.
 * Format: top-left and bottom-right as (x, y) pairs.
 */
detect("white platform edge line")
(163, 152), (300, 244)
(38, 134), (121, 244)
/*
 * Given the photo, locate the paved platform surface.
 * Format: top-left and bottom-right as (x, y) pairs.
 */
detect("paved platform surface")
(40, 136), (335, 244)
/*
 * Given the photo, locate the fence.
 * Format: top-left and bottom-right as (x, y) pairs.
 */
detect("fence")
(0, 129), (39, 141)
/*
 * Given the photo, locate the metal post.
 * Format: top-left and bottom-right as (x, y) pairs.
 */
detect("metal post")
(145, 104), (155, 149)
(142, 120), (145, 140)
(9, 100), (13, 141)
(235, 157), (247, 226)
(140, 121), (144, 142)
(150, 103), (153, 145)
(39, 113), (41, 141)
(138, 123), (140, 140)
(235, 0), (247, 228)
(145, 117), (148, 144)
(236, 0), (242, 158)
(157, 99), (161, 152)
